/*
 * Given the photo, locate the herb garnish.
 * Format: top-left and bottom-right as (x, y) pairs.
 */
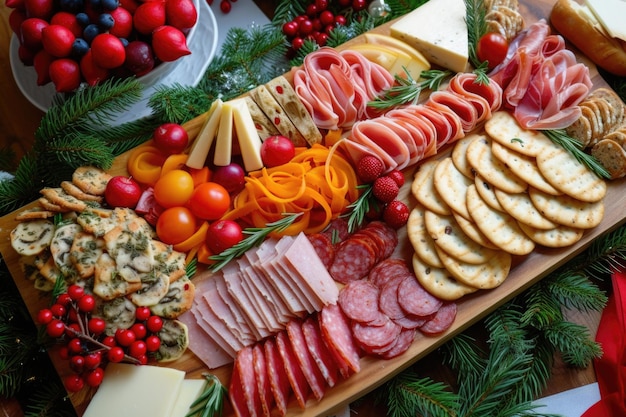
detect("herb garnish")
(208, 213), (302, 272)
(367, 69), (452, 110)
(341, 184), (376, 233)
(543, 129), (610, 179)
(185, 373), (226, 417)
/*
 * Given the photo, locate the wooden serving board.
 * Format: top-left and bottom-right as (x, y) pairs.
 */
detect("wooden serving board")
(0, 1), (623, 416)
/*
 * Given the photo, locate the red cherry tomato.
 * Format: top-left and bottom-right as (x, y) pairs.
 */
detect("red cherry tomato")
(156, 206), (197, 245)
(187, 182), (230, 220)
(206, 219), (243, 254)
(476, 32), (509, 70)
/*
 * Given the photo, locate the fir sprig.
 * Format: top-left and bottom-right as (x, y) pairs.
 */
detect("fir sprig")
(208, 213), (302, 271)
(185, 373), (226, 417)
(543, 129), (610, 179)
(367, 69), (451, 110)
(341, 184), (375, 233)
(384, 373), (459, 417)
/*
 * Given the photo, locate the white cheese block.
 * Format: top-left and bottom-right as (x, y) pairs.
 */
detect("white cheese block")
(389, 0), (469, 73)
(170, 379), (207, 417)
(213, 101), (234, 166)
(186, 99), (223, 169)
(231, 98), (264, 172)
(585, 0), (626, 41)
(82, 363), (185, 417)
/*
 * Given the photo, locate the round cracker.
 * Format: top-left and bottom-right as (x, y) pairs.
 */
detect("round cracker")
(411, 158), (451, 216)
(536, 145), (607, 203)
(466, 134), (527, 194)
(485, 111), (556, 157)
(412, 253), (477, 300)
(474, 175), (504, 212)
(407, 206), (443, 268)
(434, 245), (511, 290)
(494, 189), (557, 230)
(451, 134), (476, 178)
(490, 141), (561, 195)
(424, 209), (499, 265)
(466, 184), (535, 255)
(517, 222), (584, 248)
(452, 211), (499, 250)
(433, 157), (472, 220)
(528, 187), (604, 229)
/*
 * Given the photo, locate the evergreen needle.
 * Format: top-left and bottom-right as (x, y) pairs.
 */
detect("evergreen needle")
(186, 373), (227, 417)
(543, 129), (610, 179)
(208, 213), (302, 271)
(367, 69), (452, 110)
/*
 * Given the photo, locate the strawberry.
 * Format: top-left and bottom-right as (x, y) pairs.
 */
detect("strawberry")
(356, 155), (384, 183)
(387, 169), (405, 187)
(372, 175), (399, 203)
(383, 200), (409, 229)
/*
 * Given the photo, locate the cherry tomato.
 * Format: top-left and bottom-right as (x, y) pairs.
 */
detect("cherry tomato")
(476, 32), (509, 70)
(145, 335), (161, 352)
(156, 206), (197, 245)
(206, 219), (243, 254)
(135, 306), (151, 321)
(153, 169), (194, 208)
(187, 182), (230, 220)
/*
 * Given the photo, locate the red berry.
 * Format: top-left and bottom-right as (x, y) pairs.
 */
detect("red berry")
(49, 57), (81, 92)
(145, 335), (161, 352)
(88, 317), (106, 335)
(107, 346), (125, 362)
(165, 0), (198, 30)
(372, 175), (399, 203)
(151, 25), (190, 62)
(50, 303), (66, 317)
(133, 1), (166, 35)
(299, 19), (313, 36)
(20, 17), (48, 49)
(383, 200), (410, 229)
(77, 294), (96, 313)
(146, 315), (163, 332)
(36, 308), (53, 325)
(109, 7), (134, 39)
(102, 336), (116, 347)
(84, 352), (102, 370)
(46, 319), (66, 338)
(90, 33), (126, 69)
(64, 373), (84, 392)
(219, 0), (230, 13)
(67, 284), (85, 300)
(282, 21), (298, 38)
(129, 340), (147, 358)
(41, 24), (74, 57)
(131, 322), (147, 340)
(115, 328), (136, 347)
(33, 49), (54, 85)
(67, 337), (83, 354)
(356, 155), (384, 183)
(386, 170), (405, 187)
(50, 12), (82, 38)
(70, 355), (85, 373)
(135, 306), (151, 321)
(84, 367), (104, 387)
(80, 50), (109, 86)
(56, 293), (72, 306)
(319, 10), (334, 26)
(315, 0), (328, 10)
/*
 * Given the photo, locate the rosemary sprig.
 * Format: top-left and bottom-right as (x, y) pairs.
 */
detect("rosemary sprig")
(465, 0), (488, 68)
(543, 129), (610, 179)
(367, 69), (452, 110)
(208, 213), (302, 272)
(186, 373), (227, 417)
(341, 184), (375, 233)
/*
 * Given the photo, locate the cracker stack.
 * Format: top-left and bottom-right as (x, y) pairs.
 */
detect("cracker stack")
(407, 111), (607, 299)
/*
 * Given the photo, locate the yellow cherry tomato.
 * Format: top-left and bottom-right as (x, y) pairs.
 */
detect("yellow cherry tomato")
(153, 169), (194, 208)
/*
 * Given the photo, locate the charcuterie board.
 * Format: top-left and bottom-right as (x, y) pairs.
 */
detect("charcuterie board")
(0, 0), (624, 416)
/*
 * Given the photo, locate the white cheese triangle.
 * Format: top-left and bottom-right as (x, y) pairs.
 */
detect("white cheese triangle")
(390, 0), (469, 73)
(585, 0), (626, 41)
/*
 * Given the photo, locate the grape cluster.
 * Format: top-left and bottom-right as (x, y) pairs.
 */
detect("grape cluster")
(36, 284), (164, 392)
(281, 0), (368, 56)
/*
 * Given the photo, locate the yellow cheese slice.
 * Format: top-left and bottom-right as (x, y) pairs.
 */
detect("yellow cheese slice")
(585, 0), (626, 41)
(186, 99), (223, 169)
(214, 101), (234, 166)
(362, 33), (431, 70)
(82, 363), (185, 417)
(390, 0), (469, 73)
(170, 379), (207, 417)
(231, 98), (264, 172)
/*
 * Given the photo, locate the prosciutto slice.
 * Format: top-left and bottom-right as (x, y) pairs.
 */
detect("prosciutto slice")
(489, 19), (592, 130)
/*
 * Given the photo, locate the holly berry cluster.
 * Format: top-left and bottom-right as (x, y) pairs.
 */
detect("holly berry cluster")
(206, 0), (237, 14)
(36, 284), (164, 392)
(356, 155), (410, 229)
(281, 0), (369, 56)
(7, 0), (197, 92)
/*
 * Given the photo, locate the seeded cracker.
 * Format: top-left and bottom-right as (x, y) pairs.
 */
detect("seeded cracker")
(434, 245), (511, 290)
(474, 175), (505, 212)
(517, 223), (584, 248)
(72, 166), (112, 196)
(494, 189), (557, 230)
(485, 111), (556, 157)
(433, 157), (473, 220)
(412, 253), (477, 300)
(451, 134), (480, 179)
(452, 211), (499, 249)
(411, 158), (451, 216)
(528, 187), (604, 229)
(406, 205), (444, 268)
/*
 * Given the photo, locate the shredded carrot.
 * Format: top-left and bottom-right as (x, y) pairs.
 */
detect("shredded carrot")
(324, 129), (343, 147)
(225, 144), (358, 235)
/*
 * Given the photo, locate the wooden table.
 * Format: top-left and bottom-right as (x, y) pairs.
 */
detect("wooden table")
(0, 0), (604, 415)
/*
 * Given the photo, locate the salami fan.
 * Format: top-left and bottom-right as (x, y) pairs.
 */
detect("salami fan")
(397, 275), (443, 317)
(286, 320), (326, 400)
(352, 317), (402, 354)
(252, 344), (274, 416)
(338, 280), (385, 323)
(275, 331), (309, 408)
(420, 302), (458, 335)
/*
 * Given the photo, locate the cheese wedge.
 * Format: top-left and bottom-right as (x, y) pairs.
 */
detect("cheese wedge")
(83, 363), (185, 417)
(231, 98), (264, 172)
(214, 101), (234, 166)
(362, 32), (431, 69)
(390, 0), (469, 73)
(186, 99), (223, 169)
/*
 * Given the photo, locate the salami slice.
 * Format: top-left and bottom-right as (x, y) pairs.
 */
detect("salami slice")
(263, 338), (291, 416)
(307, 233), (336, 269)
(275, 331), (309, 408)
(301, 315), (340, 387)
(322, 217), (350, 243)
(392, 313), (432, 330)
(319, 304), (361, 374)
(329, 236), (377, 283)
(352, 317), (401, 354)
(364, 221), (399, 259)
(368, 258), (412, 288)
(234, 346), (261, 417)
(286, 320), (326, 400)
(229, 360), (251, 417)
(397, 275), (443, 317)
(338, 280), (384, 323)
(379, 328), (416, 359)
(252, 343), (274, 417)
(420, 301), (457, 335)
(378, 279), (405, 320)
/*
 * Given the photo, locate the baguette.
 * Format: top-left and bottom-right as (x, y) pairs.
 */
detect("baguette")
(550, 0), (626, 76)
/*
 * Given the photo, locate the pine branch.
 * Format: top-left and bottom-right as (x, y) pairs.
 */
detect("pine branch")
(385, 0), (430, 16)
(544, 272), (607, 313)
(22, 382), (76, 417)
(442, 333), (486, 377)
(519, 283), (564, 330)
(544, 321), (602, 368)
(0, 155), (43, 215)
(149, 83), (212, 124)
(382, 372), (459, 417)
(579, 225), (626, 279)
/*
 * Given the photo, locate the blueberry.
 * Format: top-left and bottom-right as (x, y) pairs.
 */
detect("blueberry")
(75, 12), (90, 27)
(72, 38), (90, 57)
(97, 13), (114, 30)
(101, 0), (118, 11)
(83, 23), (100, 43)
(119, 38), (129, 47)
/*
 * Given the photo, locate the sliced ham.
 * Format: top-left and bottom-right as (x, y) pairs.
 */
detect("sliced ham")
(178, 311), (233, 369)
